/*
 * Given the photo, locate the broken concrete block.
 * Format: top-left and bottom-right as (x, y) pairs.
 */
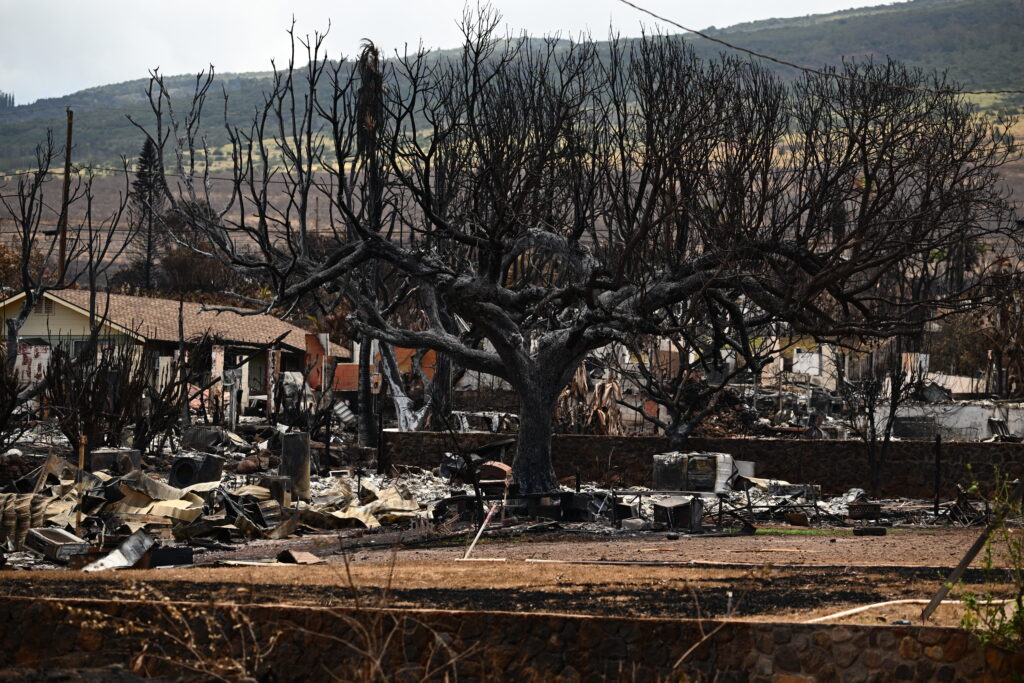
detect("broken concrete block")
(279, 432), (311, 501)
(24, 528), (90, 562)
(652, 496), (705, 533)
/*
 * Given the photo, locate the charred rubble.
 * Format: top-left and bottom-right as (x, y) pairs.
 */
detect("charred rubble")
(0, 413), (998, 571)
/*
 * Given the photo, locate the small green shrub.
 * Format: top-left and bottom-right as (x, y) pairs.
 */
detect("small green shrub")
(958, 475), (1024, 652)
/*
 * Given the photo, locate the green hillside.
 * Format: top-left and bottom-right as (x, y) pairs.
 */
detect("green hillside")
(688, 0), (1023, 101)
(0, 0), (1021, 173)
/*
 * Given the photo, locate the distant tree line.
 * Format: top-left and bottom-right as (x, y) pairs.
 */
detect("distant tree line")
(0, 91), (14, 111)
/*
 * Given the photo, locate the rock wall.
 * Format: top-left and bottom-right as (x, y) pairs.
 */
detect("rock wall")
(381, 432), (1024, 497)
(0, 597), (1018, 681)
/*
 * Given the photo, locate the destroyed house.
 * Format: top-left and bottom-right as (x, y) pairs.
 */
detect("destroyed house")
(0, 290), (350, 407)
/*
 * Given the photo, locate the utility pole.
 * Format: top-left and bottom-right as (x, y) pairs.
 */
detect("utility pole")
(75, 433), (87, 535)
(178, 297), (190, 428)
(57, 107), (73, 283)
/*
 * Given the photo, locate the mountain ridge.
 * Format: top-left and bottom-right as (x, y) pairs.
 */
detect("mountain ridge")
(1, 0), (1021, 173)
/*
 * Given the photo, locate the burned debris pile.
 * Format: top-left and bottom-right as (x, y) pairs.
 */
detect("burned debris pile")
(0, 425), (441, 570)
(0, 424), (1001, 571)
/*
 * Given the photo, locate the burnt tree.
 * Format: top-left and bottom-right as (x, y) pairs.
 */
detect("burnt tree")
(139, 12), (1019, 492)
(129, 137), (166, 291)
(0, 136), (134, 410)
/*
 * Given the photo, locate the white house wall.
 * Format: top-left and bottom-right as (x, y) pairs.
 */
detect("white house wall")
(1, 302), (128, 345)
(874, 401), (1024, 441)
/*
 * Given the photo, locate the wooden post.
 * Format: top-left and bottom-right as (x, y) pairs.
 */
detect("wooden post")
(777, 358), (784, 416)
(265, 346), (279, 420)
(75, 434), (87, 535)
(226, 381), (238, 431)
(211, 344), (225, 420)
(280, 432), (312, 501)
(178, 297), (190, 427)
(376, 388), (386, 474)
(57, 108), (73, 283)
(933, 433), (942, 516)
(239, 360), (250, 413)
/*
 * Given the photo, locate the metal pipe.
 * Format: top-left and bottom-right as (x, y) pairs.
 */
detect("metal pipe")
(463, 503), (500, 560)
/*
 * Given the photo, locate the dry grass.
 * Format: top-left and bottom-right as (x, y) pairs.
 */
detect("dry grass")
(56, 552), (481, 682)
(60, 583), (283, 681)
(9, 527), (1018, 644)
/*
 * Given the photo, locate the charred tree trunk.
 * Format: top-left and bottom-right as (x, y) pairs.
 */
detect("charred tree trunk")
(867, 438), (880, 500)
(427, 352), (453, 431)
(357, 336), (377, 447)
(867, 392), (881, 499)
(379, 341), (429, 431)
(5, 319), (20, 374)
(513, 385), (560, 494)
(667, 422), (694, 451)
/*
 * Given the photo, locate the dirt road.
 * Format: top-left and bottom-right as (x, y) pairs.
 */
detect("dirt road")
(1, 526), (1010, 627)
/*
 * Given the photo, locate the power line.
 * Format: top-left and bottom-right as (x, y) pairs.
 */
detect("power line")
(616, 0), (1024, 97)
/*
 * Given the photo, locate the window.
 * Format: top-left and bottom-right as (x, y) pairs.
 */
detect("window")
(32, 298), (54, 316)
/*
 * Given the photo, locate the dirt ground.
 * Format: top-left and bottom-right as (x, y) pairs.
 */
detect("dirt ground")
(2, 526), (1016, 628)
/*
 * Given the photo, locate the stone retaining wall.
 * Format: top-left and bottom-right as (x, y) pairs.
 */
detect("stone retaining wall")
(381, 432), (1024, 497)
(0, 597), (1018, 681)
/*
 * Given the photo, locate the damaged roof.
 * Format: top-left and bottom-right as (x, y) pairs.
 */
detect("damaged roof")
(0, 290), (350, 358)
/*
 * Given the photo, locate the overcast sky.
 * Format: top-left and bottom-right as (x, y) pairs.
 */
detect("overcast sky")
(0, 1), (910, 104)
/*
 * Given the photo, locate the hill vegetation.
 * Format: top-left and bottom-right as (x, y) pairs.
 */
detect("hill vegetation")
(0, 0), (1021, 173)
(690, 0), (1024, 108)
